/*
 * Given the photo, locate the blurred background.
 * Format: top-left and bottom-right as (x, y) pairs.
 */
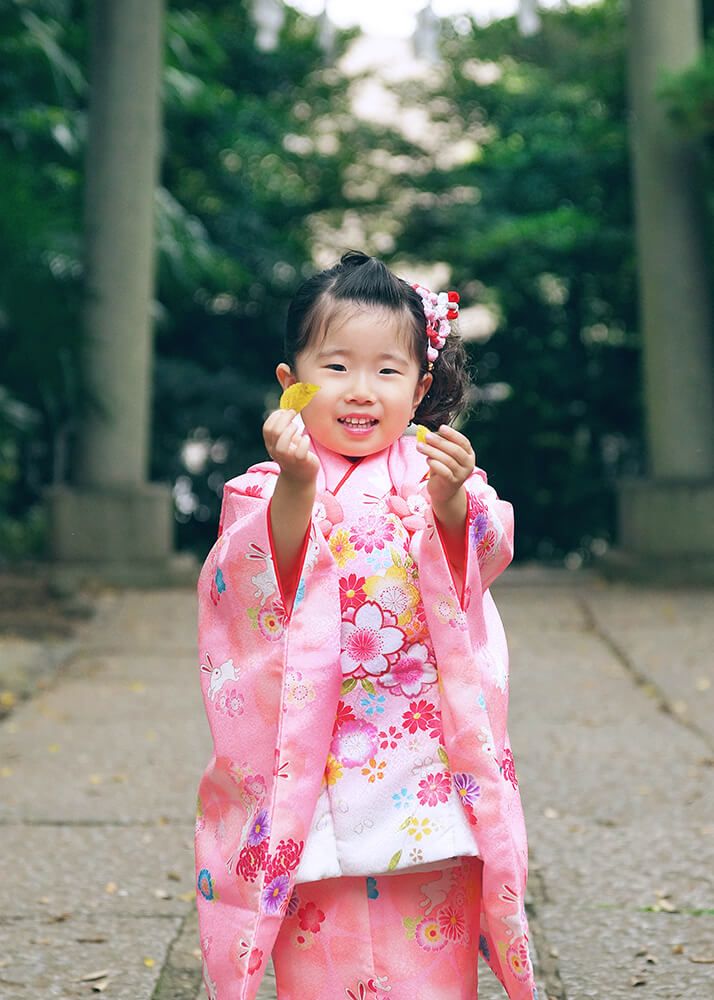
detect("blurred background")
(1, 0), (713, 576)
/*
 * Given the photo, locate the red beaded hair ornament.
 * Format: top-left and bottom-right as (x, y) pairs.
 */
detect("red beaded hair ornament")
(411, 283), (460, 370)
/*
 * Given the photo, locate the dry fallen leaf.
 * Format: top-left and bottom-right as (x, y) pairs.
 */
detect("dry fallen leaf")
(688, 954), (714, 964)
(143, 957), (155, 968)
(167, 870), (181, 881)
(179, 890), (196, 902)
(104, 882), (118, 895)
(630, 975), (647, 986)
(543, 807), (559, 819)
(76, 935), (108, 943)
(671, 943), (685, 955)
(0, 691), (16, 708)
(48, 911), (72, 923)
(279, 382), (321, 413)
(91, 979), (109, 992)
(153, 888), (171, 899)
(79, 969), (110, 982)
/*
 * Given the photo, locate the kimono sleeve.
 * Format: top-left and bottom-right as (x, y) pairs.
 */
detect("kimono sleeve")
(463, 466), (515, 592)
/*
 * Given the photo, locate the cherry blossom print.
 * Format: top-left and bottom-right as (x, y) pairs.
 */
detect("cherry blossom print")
(379, 642), (437, 697)
(361, 757), (387, 783)
(242, 482), (263, 498)
(329, 528), (356, 568)
(313, 490), (343, 537)
(506, 935), (532, 982)
(438, 905), (466, 942)
(330, 718), (379, 768)
(247, 946), (263, 974)
(215, 685), (244, 718)
(363, 563), (420, 631)
(339, 573), (367, 611)
(261, 873), (291, 915)
(401, 699), (438, 735)
(341, 601), (405, 677)
(349, 513), (396, 553)
(387, 481), (430, 532)
(392, 787), (415, 809)
(297, 900), (326, 933)
(416, 771), (452, 807)
(285, 670), (316, 710)
(403, 815), (433, 841)
(453, 772), (481, 807)
(478, 725), (497, 760)
(415, 916), (447, 952)
(502, 747), (519, 788)
(378, 725), (403, 750)
(432, 594), (467, 631)
(247, 808), (270, 846)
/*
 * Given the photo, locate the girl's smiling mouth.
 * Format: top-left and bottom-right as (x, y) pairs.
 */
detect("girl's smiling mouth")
(338, 415), (379, 435)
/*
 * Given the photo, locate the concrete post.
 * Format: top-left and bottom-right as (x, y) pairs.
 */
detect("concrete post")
(46, 0), (191, 588)
(600, 0), (714, 584)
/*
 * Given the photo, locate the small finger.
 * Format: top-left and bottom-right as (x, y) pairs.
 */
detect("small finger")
(275, 418), (301, 455)
(427, 457), (458, 482)
(419, 441), (461, 475)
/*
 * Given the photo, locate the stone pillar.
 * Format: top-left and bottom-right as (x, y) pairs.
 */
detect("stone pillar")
(46, 0), (190, 588)
(600, 0), (714, 584)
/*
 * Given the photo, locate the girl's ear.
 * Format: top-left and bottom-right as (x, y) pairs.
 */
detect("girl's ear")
(411, 371), (433, 417)
(276, 362), (296, 391)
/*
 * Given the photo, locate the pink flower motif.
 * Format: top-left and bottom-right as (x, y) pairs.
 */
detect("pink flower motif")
(415, 916), (447, 952)
(341, 601), (405, 677)
(247, 946), (263, 975)
(378, 642), (437, 697)
(387, 482), (429, 533)
(243, 484), (263, 498)
(216, 685), (244, 718)
(401, 699), (438, 735)
(339, 573), (367, 611)
(330, 718), (379, 768)
(467, 491), (489, 547)
(297, 900), (326, 933)
(378, 725), (403, 750)
(258, 603), (286, 641)
(332, 699), (357, 734)
(477, 528), (497, 561)
(502, 748), (519, 788)
(313, 490), (343, 537)
(438, 905), (466, 941)
(416, 771), (452, 807)
(506, 936), (532, 981)
(349, 513), (396, 553)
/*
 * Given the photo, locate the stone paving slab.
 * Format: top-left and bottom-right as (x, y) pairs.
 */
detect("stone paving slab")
(0, 823), (196, 918)
(0, 914), (181, 999)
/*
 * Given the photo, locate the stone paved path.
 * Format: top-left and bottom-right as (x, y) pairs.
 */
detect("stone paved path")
(1, 574), (712, 999)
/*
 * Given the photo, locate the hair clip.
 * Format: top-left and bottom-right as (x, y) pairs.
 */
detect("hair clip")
(411, 284), (460, 368)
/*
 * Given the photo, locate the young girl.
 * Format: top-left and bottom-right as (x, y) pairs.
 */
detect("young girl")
(194, 251), (537, 1000)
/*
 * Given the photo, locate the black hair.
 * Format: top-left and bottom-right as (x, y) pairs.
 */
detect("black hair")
(284, 249), (472, 429)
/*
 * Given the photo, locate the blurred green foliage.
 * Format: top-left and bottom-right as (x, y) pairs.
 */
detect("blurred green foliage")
(1, 0), (712, 566)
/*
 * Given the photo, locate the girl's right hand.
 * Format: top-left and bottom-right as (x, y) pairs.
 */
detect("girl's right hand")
(262, 409), (320, 488)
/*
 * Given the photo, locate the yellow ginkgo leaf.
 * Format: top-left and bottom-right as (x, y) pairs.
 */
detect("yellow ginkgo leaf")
(279, 382), (321, 413)
(416, 424), (429, 443)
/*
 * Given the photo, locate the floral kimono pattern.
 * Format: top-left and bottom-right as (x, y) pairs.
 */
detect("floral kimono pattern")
(194, 428), (537, 1000)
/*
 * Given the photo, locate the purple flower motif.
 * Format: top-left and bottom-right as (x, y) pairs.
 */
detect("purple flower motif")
(469, 509), (489, 548)
(261, 873), (291, 915)
(453, 772), (481, 806)
(247, 808), (270, 846)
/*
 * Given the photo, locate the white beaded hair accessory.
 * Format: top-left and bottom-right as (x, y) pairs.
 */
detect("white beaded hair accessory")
(411, 283), (460, 370)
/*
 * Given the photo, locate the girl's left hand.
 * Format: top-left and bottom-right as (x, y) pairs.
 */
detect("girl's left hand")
(416, 424), (476, 506)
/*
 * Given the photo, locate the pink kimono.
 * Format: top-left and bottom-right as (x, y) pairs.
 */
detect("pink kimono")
(194, 430), (537, 1000)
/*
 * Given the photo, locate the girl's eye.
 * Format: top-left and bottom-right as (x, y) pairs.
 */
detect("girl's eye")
(324, 364), (346, 371)
(380, 368), (400, 375)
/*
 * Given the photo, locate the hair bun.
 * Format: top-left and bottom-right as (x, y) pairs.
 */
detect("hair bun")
(339, 249), (372, 269)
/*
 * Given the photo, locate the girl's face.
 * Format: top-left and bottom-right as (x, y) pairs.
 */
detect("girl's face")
(276, 305), (432, 459)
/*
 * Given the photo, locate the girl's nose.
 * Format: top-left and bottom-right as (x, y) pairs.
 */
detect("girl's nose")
(345, 376), (376, 404)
